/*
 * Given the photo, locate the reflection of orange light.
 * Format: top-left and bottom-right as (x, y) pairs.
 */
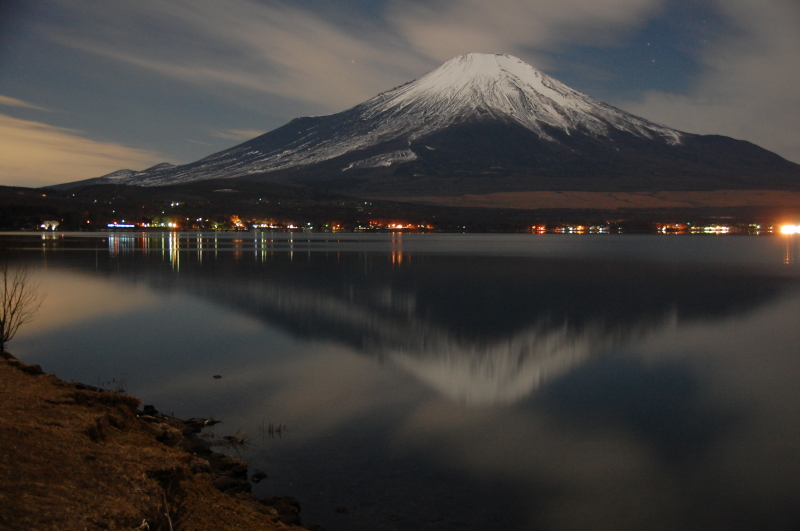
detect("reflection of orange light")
(391, 231), (403, 263)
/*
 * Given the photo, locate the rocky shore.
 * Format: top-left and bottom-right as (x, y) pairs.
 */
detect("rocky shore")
(0, 352), (323, 531)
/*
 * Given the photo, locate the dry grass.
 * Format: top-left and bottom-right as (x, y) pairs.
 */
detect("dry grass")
(0, 353), (320, 531)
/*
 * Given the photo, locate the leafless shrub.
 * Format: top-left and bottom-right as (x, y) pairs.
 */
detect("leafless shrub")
(1, 261), (45, 353)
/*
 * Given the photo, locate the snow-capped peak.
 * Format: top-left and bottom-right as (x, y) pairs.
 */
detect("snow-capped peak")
(382, 53), (561, 107)
(85, 53), (684, 187)
(360, 53), (681, 143)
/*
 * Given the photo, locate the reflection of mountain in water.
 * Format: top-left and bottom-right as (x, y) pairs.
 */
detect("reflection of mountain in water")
(199, 271), (608, 404)
(59, 245), (799, 404)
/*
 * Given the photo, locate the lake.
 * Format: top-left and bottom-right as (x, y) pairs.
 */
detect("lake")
(4, 231), (800, 531)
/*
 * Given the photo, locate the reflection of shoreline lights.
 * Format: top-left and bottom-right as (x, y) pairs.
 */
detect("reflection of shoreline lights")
(391, 232), (404, 265)
(169, 232), (180, 270)
(780, 225), (800, 234)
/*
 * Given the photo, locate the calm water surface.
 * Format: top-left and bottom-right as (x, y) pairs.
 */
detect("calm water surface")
(4, 231), (800, 531)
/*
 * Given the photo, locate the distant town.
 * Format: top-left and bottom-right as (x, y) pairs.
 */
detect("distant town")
(93, 218), (794, 235)
(3, 180), (799, 235)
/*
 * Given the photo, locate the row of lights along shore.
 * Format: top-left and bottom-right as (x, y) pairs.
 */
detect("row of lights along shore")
(41, 219), (799, 234)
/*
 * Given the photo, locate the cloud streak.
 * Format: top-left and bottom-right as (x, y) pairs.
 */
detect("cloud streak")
(42, 0), (670, 113)
(44, 0), (430, 113)
(186, 139), (212, 146)
(208, 128), (265, 142)
(0, 94), (50, 112)
(387, 0), (664, 64)
(0, 114), (166, 187)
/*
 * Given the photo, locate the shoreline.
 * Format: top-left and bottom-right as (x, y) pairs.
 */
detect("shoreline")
(0, 351), (323, 531)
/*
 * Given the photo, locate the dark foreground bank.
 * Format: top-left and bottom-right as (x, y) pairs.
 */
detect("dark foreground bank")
(0, 352), (323, 531)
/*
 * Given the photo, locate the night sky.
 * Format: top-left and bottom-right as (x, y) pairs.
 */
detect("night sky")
(0, 0), (798, 187)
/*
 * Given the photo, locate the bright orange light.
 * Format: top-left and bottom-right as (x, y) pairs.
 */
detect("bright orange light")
(780, 225), (800, 234)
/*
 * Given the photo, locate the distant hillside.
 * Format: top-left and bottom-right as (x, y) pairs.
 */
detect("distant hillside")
(54, 53), (799, 198)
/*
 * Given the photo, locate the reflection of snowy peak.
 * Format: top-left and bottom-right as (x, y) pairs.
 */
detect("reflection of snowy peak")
(164, 272), (619, 405)
(101, 235), (795, 405)
(388, 322), (599, 405)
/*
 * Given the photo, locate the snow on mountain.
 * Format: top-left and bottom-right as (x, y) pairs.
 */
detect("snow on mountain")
(342, 149), (418, 171)
(85, 163), (175, 186)
(98, 168), (137, 181)
(90, 53), (683, 187)
(358, 53), (681, 144)
(143, 162), (175, 172)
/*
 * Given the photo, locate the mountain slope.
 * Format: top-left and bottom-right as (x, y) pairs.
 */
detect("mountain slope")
(59, 53), (800, 195)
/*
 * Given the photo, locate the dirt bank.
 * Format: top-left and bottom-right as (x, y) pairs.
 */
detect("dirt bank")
(0, 352), (322, 531)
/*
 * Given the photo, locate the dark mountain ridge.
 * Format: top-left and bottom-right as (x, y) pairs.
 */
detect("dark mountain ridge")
(243, 121), (797, 197)
(54, 53), (800, 197)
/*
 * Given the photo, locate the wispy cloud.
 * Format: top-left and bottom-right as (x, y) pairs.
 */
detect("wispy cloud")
(0, 94), (50, 112)
(26, 0), (800, 165)
(208, 128), (265, 142)
(387, 0), (663, 65)
(44, 0), (430, 113)
(42, 0), (668, 113)
(187, 139), (212, 146)
(614, 0), (800, 162)
(0, 114), (166, 187)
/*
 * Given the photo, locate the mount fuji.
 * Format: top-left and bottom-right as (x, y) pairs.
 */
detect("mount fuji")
(62, 53), (800, 196)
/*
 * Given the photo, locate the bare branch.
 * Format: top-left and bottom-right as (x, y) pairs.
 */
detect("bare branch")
(0, 261), (45, 353)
